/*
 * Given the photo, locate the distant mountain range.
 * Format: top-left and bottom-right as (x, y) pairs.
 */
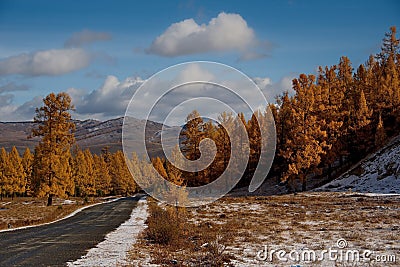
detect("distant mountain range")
(0, 117), (180, 156)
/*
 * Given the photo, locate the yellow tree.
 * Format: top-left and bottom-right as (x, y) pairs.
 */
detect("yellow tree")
(356, 89), (372, 129)
(73, 149), (95, 197)
(214, 112), (234, 184)
(228, 113), (252, 188)
(152, 157), (168, 180)
(246, 112), (260, 175)
(200, 120), (217, 184)
(8, 147), (26, 199)
(31, 92), (76, 206)
(377, 26), (399, 63)
(317, 64), (345, 178)
(181, 110), (205, 186)
(375, 113), (387, 147)
(93, 154), (111, 196)
(282, 74), (329, 192)
(375, 27), (400, 120)
(109, 151), (136, 196)
(139, 155), (155, 189)
(84, 149), (96, 195)
(22, 148), (34, 196)
(165, 145), (188, 214)
(0, 148), (10, 200)
(274, 92), (295, 180)
(128, 152), (143, 190)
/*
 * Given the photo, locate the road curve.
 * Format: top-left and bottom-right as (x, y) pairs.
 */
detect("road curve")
(0, 195), (143, 267)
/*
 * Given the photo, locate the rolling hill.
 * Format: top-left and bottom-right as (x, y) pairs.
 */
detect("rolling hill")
(0, 117), (178, 156)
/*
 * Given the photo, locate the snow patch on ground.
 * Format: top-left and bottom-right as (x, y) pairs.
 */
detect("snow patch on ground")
(62, 199), (77, 205)
(317, 135), (400, 194)
(67, 198), (148, 267)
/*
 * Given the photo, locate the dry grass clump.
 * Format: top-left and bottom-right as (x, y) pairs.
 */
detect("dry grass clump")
(130, 198), (234, 266)
(144, 198), (185, 246)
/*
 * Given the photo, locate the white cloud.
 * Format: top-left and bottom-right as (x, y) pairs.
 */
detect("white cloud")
(0, 95), (42, 121)
(0, 68), (295, 122)
(254, 75), (296, 101)
(176, 63), (215, 83)
(125, 63), (279, 125)
(68, 75), (144, 119)
(0, 76), (144, 121)
(65, 29), (112, 48)
(0, 82), (29, 93)
(0, 48), (91, 76)
(147, 12), (263, 58)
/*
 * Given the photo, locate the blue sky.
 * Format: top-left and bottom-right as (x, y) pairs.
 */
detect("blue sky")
(0, 0), (399, 121)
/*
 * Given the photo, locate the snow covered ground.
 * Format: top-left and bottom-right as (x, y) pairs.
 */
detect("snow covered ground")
(67, 198), (148, 267)
(317, 135), (400, 194)
(186, 193), (399, 266)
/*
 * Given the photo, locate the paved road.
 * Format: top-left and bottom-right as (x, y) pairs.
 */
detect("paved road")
(0, 195), (143, 267)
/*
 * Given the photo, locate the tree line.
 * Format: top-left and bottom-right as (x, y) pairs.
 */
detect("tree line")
(0, 145), (140, 201)
(156, 26), (400, 192)
(0, 27), (398, 201)
(272, 26), (399, 191)
(0, 93), (146, 204)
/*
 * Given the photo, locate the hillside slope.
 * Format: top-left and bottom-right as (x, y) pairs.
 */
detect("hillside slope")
(316, 134), (400, 194)
(0, 117), (173, 155)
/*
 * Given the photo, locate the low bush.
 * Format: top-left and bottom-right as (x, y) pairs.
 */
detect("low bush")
(145, 198), (185, 246)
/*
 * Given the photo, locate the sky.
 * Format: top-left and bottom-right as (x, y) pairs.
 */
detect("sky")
(0, 0), (399, 122)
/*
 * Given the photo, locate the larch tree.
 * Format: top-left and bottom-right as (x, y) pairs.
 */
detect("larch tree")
(31, 92), (76, 206)
(128, 152), (143, 189)
(282, 74), (329, 192)
(8, 147), (26, 199)
(317, 65), (345, 178)
(356, 89), (372, 129)
(375, 26), (400, 117)
(152, 157), (168, 180)
(93, 154), (111, 196)
(83, 149), (96, 196)
(181, 110), (205, 186)
(247, 112), (262, 179)
(214, 112), (233, 182)
(109, 151), (135, 196)
(375, 113), (387, 147)
(165, 145), (187, 209)
(274, 92), (295, 180)
(0, 148), (10, 200)
(377, 26), (399, 63)
(233, 113), (251, 186)
(22, 148), (34, 196)
(199, 120), (217, 184)
(139, 155), (155, 189)
(73, 149), (95, 197)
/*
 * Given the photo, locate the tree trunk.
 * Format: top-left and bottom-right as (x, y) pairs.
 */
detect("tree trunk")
(285, 178), (294, 194)
(302, 178), (307, 192)
(328, 164), (332, 180)
(47, 194), (53, 206)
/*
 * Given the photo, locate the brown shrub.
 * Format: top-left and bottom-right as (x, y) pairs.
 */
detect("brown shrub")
(145, 198), (184, 246)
